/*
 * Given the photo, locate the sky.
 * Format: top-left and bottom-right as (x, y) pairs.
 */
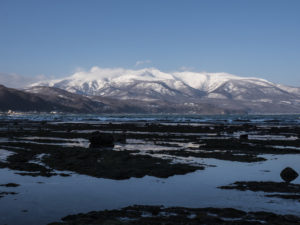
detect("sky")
(0, 0), (299, 86)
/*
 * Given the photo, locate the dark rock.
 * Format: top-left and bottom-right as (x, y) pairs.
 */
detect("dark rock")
(48, 205), (300, 225)
(219, 181), (300, 193)
(59, 173), (71, 177)
(0, 183), (20, 187)
(0, 191), (18, 198)
(265, 194), (300, 202)
(89, 132), (115, 148)
(280, 167), (299, 183)
(113, 133), (126, 144)
(149, 206), (160, 216)
(42, 148), (203, 179)
(239, 134), (248, 140)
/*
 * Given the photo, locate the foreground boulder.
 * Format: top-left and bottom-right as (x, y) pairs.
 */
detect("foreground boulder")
(239, 134), (248, 140)
(113, 132), (126, 144)
(89, 132), (115, 148)
(280, 167), (299, 183)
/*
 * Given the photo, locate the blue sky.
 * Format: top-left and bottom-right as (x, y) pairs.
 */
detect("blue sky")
(0, 0), (299, 86)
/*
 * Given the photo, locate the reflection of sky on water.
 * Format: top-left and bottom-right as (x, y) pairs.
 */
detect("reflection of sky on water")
(0, 154), (299, 225)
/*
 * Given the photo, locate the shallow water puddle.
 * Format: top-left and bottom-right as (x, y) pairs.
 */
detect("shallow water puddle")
(0, 149), (15, 162)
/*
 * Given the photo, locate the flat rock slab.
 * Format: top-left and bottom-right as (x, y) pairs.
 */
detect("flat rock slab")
(219, 181), (300, 193)
(48, 205), (300, 225)
(0, 191), (18, 198)
(219, 181), (300, 201)
(0, 183), (20, 187)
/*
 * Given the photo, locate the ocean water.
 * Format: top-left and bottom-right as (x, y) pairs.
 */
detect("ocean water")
(1, 113), (300, 124)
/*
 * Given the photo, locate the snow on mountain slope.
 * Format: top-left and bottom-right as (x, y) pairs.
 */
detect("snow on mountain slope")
(32, 67), (204, 100)
(31, 67), (300, 104)
(275, 84), (300, 95)
(209, 79), (296, 101)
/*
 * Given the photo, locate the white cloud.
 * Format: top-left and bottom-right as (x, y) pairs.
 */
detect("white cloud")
(178, 66), (194, 71)
(65, 66), (174, 83)
(0, 73), (47, 89)
(135, 60), (151, 67)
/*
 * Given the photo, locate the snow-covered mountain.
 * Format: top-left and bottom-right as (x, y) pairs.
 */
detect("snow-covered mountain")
(29, 67), (300, 113)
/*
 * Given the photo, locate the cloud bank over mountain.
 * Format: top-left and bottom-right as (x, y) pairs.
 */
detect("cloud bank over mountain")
(32, 66), (264, 85)
(0, 73), (46, 89)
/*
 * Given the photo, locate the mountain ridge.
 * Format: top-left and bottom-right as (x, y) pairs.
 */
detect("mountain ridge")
(28, 67), (300, 114)
(32, 67), (300, 96)
(1, 67), (299, 114)
(0, 85), (232, 114)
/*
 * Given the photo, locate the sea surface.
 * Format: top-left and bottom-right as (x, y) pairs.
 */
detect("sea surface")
(1, 113), (300, 124)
